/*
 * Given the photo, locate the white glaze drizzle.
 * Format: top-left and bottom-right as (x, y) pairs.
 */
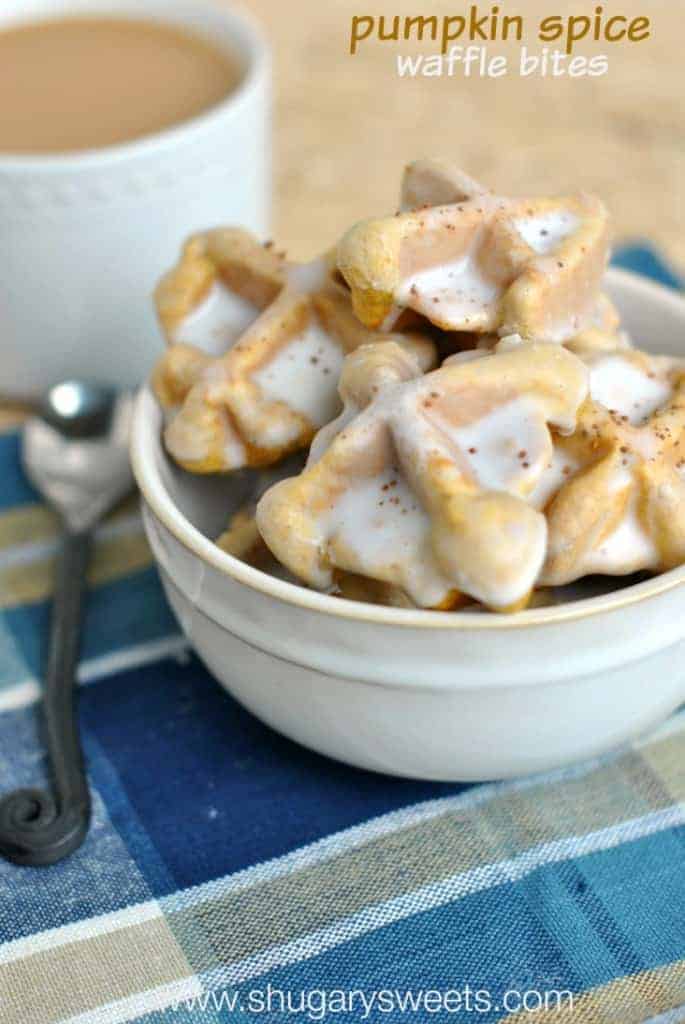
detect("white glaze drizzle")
(328, 467), (452, 607)
(253, 319), (344, 428)
(174, 282), (258, 355)
(513, 209), (580, 256)
(588, 354), (673, 425)
(445, 397), (551, 496)
(582, 481), (658, 575)
(397, 253), (500, 330)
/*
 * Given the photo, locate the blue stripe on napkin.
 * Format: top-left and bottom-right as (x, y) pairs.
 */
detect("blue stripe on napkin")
(3, 565), (178, 682)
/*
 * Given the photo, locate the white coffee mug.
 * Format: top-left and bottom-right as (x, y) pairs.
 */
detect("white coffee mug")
(0, 0), (270, 399)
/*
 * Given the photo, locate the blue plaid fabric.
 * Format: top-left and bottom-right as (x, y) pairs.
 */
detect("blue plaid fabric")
(0, 247), (684, 1024)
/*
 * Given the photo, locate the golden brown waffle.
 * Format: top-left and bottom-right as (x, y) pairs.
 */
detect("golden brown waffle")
(400, 159), (490, 211)
(542, 346), (685, 584)
(152, 232), (438, 473)
(217, 502), (418, 608)
(216, 504), (272, 569)
(155, 228), (286, 350)
(337, 160), (610, 344)
(257, 337), (589, 612)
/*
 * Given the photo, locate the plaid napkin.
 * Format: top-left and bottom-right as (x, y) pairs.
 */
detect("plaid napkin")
(0, 247), (684, 1024)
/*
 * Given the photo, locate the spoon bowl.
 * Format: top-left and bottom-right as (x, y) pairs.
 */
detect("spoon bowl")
(41, 379), (116, 439)
(23, 382), (134, 533)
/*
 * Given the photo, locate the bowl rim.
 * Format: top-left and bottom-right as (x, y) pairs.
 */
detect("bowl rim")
(131, 266), (685, 631)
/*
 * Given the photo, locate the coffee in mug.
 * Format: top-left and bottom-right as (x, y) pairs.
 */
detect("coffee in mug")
(0, 16), (244, 154)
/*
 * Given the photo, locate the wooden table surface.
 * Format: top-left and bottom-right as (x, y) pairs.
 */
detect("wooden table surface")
(236, 0), (683, 273)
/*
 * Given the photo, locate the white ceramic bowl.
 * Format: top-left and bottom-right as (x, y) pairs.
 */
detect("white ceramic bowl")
(131, 268), (685, 781)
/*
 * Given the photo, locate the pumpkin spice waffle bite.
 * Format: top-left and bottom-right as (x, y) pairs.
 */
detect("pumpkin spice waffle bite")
(154, 227), (287, 355)
(542, 344), (685, 585)
(216, 503), (417, 608)
(337, 159), (610, 344)
(256, 337), (589, 612)
(152, 229), (437, 473)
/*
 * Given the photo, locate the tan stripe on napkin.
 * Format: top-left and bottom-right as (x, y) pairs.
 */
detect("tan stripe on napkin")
(497, 958), (685, 1024)
(0, 915), (194, 1024)
(0, 403), (31, 433)
(0, 525), (151, 609)
(0, 495), (139, 553)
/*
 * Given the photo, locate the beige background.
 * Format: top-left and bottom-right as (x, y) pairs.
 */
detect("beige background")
(235, 0), (683, 271)
(2, 0), (680, 429)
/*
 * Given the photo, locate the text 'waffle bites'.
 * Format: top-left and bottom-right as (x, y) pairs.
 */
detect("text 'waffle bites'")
(337, 159), (610, 345)
(257, 338), (589, 612)
(152, 229), (437, 473)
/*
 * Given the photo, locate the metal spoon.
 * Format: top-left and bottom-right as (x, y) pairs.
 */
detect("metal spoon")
(0, 381), (134, 867)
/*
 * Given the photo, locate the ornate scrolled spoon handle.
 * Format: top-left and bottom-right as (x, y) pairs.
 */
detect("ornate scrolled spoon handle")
(0, 531), (92, 867)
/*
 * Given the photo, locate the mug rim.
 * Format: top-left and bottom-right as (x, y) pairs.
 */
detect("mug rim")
(0, 0), (269, 170)
(130, 267), (685, 633)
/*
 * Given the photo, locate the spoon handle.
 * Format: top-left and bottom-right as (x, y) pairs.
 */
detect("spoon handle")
(0, 529), (93, 866)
